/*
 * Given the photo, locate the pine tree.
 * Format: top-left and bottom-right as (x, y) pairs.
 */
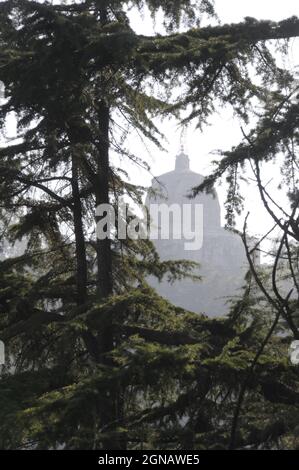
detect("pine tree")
(0, 0), (299, 450)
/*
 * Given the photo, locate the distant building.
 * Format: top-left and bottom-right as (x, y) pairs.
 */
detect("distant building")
(146, 151), (257, 317)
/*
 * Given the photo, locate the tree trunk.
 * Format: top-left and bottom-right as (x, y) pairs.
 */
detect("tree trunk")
(71, 149), (101, 364)
(96, 100), (113, 302)
(71, 152), (88, 305)
(95, 99), (126, 450)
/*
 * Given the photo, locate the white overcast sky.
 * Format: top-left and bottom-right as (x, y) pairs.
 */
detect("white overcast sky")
(121, 0), (299, 258)
(3, 1), (299, 259)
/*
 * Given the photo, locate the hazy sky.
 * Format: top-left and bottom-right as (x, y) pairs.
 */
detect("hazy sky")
(2, 1), (299, 260)
(123, 1), (299, 258)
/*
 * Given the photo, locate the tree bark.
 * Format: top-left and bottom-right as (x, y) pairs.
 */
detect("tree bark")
(71, 152), (88, 305)
(96, 101), (113, 302)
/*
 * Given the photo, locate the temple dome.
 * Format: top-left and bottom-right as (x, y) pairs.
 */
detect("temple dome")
(146, 150), (250, 317)
(147, 151), (221, 233)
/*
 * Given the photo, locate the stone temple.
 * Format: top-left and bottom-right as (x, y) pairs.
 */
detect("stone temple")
(146, 150), (255, 317)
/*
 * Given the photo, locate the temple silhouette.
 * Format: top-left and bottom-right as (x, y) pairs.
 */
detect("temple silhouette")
(146, 150), (256, 317)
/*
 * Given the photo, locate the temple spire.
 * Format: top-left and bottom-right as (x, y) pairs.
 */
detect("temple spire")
(175, 150), (190, 171)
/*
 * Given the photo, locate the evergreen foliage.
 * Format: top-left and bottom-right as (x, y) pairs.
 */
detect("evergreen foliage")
(0, 0), (299, 450)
